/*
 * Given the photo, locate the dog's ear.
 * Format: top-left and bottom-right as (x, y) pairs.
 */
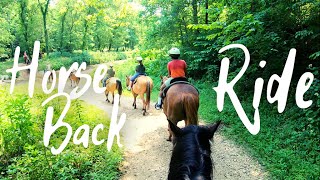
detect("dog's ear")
(160, 75), (163, 80)
(168, 120), (182, 137)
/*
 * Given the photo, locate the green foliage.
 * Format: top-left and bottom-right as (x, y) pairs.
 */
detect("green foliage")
(0, 95), (34, 160)
(38, 51), (129, 71)
(38, 51), (92, 71)
(196, 81), (320, 179)
(89, 51), (127, 64)
(0, 86), (122, 179)
(0, 60), (22, 78)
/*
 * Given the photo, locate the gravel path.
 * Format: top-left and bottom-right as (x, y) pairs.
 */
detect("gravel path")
(10, 63), (267, 180)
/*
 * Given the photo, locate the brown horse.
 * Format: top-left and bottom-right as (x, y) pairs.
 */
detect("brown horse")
(161, 76), (199, 141)
(69, 72), (80, 87)
(126, 75), (153, 115)
(105, 77), (123, 104)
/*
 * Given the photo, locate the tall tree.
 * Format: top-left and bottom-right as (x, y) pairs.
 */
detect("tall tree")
(59, 4), (70, 52)
(205, 0), (208, 24)
(18, 0), (29, 52)
(38, 0), (50, 56)
(191, 0), (198, 24)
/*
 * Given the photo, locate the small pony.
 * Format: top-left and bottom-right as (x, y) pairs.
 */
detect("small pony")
(69, 71), (80, 87)
(126, 75), (153, 115)
(168, 120), (221, 180)
(161, 76), (199, 141)
(105, 77), (123, 104)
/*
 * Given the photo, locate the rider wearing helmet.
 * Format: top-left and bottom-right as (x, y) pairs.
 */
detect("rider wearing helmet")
(155, 47), (187, 110)
(102, 64), (115, 87)
(128, 56), (146, 91)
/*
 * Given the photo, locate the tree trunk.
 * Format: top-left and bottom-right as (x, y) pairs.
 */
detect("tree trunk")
(192, 0), (198, 24)
(82, 20), (88, 51)
(19, 0), (29, 52)
(43, 14), (49, 56)
(191, 0), (199, 36)
(96, 35), (101, 51)
(68, 10), (76, 52)
(60, 11), (68, 52)
(38, 0), (50, 56)
(108, 43), (112, 51)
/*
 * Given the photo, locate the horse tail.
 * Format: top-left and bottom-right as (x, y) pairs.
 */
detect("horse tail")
(146, 80), (151, 109)
(116, 80), (122, 95)
(183, 93), (199, 125)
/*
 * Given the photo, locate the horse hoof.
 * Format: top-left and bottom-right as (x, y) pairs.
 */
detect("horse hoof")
(166, 138), (172, 142)
(143, 112), (146, 116)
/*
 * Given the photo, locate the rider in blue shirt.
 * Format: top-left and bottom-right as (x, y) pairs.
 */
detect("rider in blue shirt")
(128, 56), (146, 90)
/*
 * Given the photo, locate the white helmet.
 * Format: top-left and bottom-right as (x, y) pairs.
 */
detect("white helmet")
(136, 56), (143, 61)
(169, 47), (180, 55)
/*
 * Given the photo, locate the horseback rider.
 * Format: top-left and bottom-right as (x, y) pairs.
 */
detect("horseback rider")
(128, 56), (146, 91)
(155, 47), (187, 110)
(23, 51), (30, 64)
(102, 65), (115, 87)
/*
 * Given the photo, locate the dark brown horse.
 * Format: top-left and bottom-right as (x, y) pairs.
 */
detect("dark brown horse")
(105, 77), (123, 104)
(168, 120), (221, 180)
(161, 76), (199, 141)
(126, 75), (153, 115)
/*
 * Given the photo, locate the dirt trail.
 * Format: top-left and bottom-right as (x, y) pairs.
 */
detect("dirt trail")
(9, 63), (267, 180)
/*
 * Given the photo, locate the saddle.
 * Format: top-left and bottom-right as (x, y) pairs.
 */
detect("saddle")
(162, 78), (199, 98)
(133, 74), (147, 84)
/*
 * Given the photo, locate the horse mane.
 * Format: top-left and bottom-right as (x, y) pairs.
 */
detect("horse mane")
(168, 125), (213, 180)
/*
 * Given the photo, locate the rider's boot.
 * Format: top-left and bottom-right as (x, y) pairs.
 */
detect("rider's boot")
(155, 97), (162, 110)
(128, 81), (132, 91)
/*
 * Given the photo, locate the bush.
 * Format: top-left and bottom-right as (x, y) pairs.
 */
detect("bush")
(0, 60), (21, 78)
(0, 85), (122, 179)
(89, 51), (127, 64)
(38, 51), (92, 71)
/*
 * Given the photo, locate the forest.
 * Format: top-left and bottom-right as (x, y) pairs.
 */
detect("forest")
(0, 0), (319, 179)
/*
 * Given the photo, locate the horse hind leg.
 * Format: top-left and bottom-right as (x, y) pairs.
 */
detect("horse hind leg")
(133, 94), (138, 109)
(142, 108), (146, 116)
(167, 120), (177, 141)
(105, 91), (110, 102)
